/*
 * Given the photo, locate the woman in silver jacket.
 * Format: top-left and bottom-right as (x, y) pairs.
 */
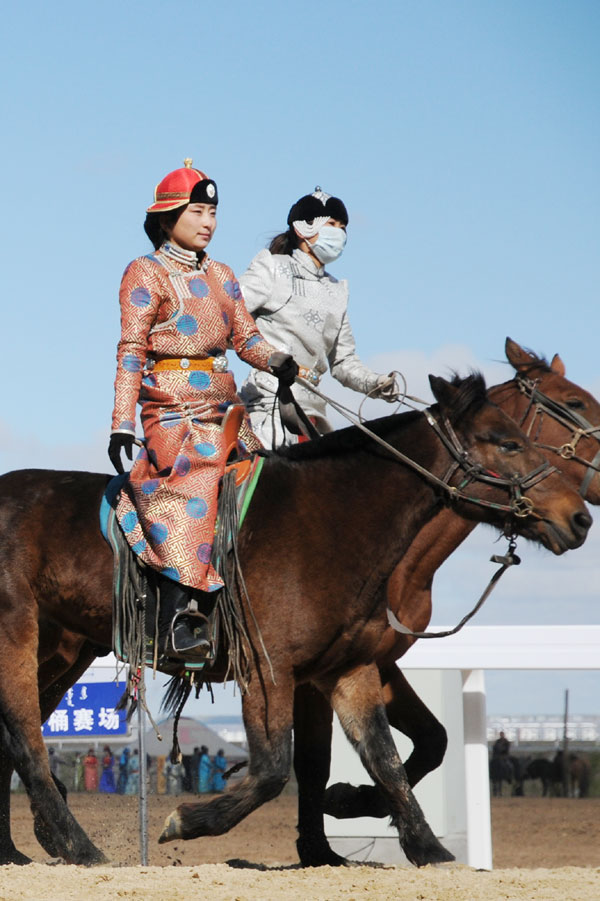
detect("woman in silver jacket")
(239, 187), (397, 446)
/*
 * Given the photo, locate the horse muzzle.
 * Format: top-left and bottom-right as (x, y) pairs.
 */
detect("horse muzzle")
(534, 507), (592, 554)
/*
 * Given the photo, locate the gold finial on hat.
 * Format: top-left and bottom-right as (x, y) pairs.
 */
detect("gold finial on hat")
(183, 158), (193, 168)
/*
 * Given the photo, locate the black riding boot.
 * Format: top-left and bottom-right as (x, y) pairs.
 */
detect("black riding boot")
(159, 577), (212, 660)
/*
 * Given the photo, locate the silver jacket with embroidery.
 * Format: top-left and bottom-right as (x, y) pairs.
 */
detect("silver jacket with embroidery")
(239, 248), (380, 432)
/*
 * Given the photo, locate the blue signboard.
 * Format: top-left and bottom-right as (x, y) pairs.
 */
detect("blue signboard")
(42, 680), (128, 738)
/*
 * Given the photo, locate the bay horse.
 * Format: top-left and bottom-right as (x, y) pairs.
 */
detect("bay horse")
(293, 338), (600, 865)
(0, 372), (590, 866)
(568, 753), (591, 798)
(550, 751), (591, 797)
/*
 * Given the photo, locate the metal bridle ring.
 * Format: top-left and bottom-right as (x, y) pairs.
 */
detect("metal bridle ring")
(511, 495), (535, 518)
(559, 443), (576, 459)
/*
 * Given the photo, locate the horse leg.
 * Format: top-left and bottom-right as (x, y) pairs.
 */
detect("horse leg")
(383, 667), (448, 787)
(31, 641), (99, 858)
(160, 675), (294, 843)
(38, 641), (99, 722)
(293, 682), (348, 867)
(0, 610), (107, 865)
(0, 630), (95, 865)
(0, 744), (69, 866)
(323, 665), (448, 820)
(322, 666), (454, 866)
(0, 744), (31, 865)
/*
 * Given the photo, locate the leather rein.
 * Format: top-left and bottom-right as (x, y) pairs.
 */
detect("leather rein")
(284, 377), (560, 641)
(516, 373), (600, 499)
(292, 377), (557, 520)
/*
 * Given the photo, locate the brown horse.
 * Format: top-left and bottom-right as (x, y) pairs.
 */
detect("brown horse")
(296, 339), (600, 865)
(0, 372), (590, 866)
(549, 751), (592, 797)
(568, 753), (592, 798)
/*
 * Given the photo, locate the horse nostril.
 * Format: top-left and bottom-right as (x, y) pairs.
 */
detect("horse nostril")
(573, 510), (592, 537)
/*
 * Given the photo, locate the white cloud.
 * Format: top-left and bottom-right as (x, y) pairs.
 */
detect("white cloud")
(0, 422), (110, 476)
(308, 343), (511, 430)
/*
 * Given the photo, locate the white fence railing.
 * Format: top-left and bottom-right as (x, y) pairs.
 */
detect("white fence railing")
(326, 625), (600, 869)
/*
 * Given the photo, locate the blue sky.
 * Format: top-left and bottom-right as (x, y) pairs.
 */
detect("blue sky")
(2, 1), (599, 718)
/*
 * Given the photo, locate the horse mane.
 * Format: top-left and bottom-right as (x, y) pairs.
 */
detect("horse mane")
(274, 409), (421, 462)
(275, 372), (488, 462)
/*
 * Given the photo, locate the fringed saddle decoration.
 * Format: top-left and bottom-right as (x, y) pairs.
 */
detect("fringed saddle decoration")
(100, 453), (272, 710)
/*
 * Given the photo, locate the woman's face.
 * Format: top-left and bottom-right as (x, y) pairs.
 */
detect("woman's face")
(303, 217), (346, 246)
(166, 203), (217, 252)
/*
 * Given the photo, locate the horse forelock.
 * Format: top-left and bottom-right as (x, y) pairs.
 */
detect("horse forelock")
(441, 372), (489, 422)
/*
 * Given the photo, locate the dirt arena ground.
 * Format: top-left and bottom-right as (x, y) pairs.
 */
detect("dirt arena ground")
(1, 793), (599, 899)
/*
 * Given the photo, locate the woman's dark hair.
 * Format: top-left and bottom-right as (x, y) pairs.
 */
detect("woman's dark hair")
(144, 207), (186, 250)
(269, 225), (301, 256)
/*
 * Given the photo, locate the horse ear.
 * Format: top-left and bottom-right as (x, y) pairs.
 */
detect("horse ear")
(550, 353), (566, 377)
(428, 374), (457, 409)
(505, 337), (533, 372)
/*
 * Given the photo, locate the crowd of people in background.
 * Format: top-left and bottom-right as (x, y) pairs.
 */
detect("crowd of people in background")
(38, 743), (229, 796)
(165, 746), (227, 796)
(59, 746), (142, 795)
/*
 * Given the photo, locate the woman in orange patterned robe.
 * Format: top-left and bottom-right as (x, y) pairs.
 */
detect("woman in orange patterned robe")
(109, 161), (296, 658)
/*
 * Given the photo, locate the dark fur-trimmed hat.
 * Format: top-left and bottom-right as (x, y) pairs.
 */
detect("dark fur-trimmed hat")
(287, 187), (348, 226)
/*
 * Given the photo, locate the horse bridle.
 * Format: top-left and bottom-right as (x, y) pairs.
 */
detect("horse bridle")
(423, 409), (555, 521)
(516, 373), (600, 498)
(293, 376), (556, 522)
(291, 377), (561, 641)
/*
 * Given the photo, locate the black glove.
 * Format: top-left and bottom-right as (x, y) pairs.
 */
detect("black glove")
(269, 352), (299, 387)
(108, 433), (135, 475)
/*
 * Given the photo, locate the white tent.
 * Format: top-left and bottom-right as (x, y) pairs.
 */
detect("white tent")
(144, 716), (246, 760)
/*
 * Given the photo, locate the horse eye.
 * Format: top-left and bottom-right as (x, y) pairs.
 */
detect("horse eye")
(500, 440), (521, 453)
(566, 398), (585, 410)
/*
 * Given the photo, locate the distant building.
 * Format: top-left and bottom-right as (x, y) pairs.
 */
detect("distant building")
(203, 713), (600, 752)
(487, 714), (600, 748)
(201, 715), (247, 748)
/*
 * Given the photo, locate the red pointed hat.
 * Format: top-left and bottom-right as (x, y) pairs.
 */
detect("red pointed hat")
(147, 159), (218, 213)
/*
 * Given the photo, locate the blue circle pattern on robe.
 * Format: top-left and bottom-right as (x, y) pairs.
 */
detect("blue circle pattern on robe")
(112, 245), (279, 591)
(130, 287), (152, 308)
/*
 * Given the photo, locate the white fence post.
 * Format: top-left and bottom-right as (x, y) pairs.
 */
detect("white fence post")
(325, 627), (600, 869)
(462, 668), (492, 870)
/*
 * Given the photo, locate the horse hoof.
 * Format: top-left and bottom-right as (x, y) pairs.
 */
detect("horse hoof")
(0, 850), (32, 866)
(158, 811), (181, 844)
(296, 839), (349, 868)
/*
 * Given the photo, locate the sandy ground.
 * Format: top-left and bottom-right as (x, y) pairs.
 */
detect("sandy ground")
(0, 793), (599, 899)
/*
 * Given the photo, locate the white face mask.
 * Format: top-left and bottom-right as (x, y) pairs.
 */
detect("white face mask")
(310, 225), (347, 264)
